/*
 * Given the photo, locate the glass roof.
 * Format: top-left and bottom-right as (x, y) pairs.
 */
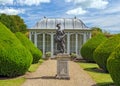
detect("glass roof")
(31, 18), (88, 29)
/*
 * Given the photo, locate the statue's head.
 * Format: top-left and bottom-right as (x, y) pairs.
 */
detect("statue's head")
(56, 23), (61, 29)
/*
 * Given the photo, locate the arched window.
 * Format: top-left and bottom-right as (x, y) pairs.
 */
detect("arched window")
(70, 34), (76, 53)
(45, 34), (51, 52)
(37, 34), (43, 51)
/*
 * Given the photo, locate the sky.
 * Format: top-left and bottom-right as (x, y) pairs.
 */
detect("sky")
(0, 0), (120, 34)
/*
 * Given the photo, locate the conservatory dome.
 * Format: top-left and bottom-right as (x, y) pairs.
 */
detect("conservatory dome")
(31, 17), (88, 29)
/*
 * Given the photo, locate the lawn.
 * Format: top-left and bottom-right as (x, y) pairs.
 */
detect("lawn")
(28, 59), (44, 72)
(0, 77), (25, 86)
(0, 59), (44, 86)
(79, 62), (114, 86)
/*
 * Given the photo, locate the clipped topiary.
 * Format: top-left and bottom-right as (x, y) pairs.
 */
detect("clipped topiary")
(94, 34), (120, 72)
(0, 22), (33, 77)
(15, 32), (42, 63)
(80, 34), (107, 62)
(107, 44), (120, 86)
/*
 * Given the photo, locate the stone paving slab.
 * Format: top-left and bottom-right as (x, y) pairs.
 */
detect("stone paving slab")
(22, 60), (96, 86)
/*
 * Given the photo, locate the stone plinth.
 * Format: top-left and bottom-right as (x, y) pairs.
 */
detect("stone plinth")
(56, 53), (70, 79)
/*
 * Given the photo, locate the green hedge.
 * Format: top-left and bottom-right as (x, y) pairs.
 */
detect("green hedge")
(80, 34), (107, 62)
(94, 34), (120, 72)
(107, 44), (120, 86)
(0, 22), (33, 77)
(15, 32), (42, 64)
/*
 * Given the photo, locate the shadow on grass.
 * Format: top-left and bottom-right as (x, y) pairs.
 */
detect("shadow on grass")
(92, 82), (115, 86)
(84, 67), (107, 74)
(83, 68), (115, 86)
(0, 75), (23, 80)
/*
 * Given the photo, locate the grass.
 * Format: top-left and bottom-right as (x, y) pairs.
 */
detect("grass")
(28, 59), (44, 72)
(0, 77), (25, 86)
(0, 59), (44, 86)
(79, 62), (114, 86)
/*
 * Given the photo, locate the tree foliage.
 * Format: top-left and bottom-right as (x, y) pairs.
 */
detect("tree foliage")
(91, 27), (103, 37)
(0, 14), (27, 33)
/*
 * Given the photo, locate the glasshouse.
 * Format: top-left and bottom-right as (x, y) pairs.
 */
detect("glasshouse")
(28, 17), (91, 57)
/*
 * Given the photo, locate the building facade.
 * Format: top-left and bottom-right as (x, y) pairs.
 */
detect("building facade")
(28, 17), (91, 58)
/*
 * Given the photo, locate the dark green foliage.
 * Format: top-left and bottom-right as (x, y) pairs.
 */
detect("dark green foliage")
(94, 34), (120, 72)
(91, 27), (102, 32)
(0, 22), (33, 77)
(15, 32), (42, 64)
(90, 27), (103, 37)
(0, 14), (27, 33)
(107, 44), (120, 86)
(81, 34), (107, 62)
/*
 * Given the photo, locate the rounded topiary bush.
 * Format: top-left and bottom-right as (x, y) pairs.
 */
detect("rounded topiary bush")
(93, 34), (120, 72)
(0, 22), (33, 77)
(107, 44), (120, 86)
(15, 32), (42, 63)
(80, 34), (107, 62)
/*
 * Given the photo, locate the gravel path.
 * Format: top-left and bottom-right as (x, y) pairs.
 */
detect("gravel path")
(22, 60), (96, 86)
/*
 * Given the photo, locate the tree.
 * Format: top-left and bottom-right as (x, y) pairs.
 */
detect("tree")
(91, 27), (103, 37)
(0, 14), (27, 33)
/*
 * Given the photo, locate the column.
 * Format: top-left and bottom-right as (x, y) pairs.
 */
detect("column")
(34, 32), (37, 47)
(43, 33), (45, 58)
(89, 32), (91, 39)
(67, 32), (70, 54)
(83, 32), (87, 44)
(76, 33), (78, 55)
(29, 31), (31, 41)
(51, 33), (54, 57)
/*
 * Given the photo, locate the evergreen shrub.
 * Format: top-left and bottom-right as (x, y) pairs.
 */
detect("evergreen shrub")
(15, 32), (42, 63)
(94, 34), (120, 72)
(0, 22), (33, 77)
(107, 44), (120, 86)
(81, 34), (107, 62)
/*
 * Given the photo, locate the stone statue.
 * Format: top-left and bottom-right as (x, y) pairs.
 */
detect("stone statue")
(55, 23), (65, 53)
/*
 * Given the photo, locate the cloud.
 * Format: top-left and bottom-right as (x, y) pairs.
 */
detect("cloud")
(16, 0), (50, 6)
(102, 5), (120, 14)
(65, 0), (72, 2)
(81, 14), (120, 32)
(66, 7), (87, 15)
(0, 0), (50, 6)
(0, 0), (13, 5)
(65, 0), (109, 9)
(0, 8), (25, 15)
(89, 0), (108, 9)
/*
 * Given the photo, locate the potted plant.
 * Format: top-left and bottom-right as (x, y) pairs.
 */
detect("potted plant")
(45, 52), (51, 60)
(70, 53), (77, 61)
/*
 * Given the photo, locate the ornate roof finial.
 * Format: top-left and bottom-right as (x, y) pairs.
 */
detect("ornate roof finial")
(74, 16), (76, 19)
(44, 16), (46, 18)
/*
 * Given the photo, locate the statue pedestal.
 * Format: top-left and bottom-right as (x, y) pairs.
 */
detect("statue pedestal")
(56, 53), (70, 79)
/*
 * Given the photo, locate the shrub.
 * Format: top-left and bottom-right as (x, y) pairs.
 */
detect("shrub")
(94, 34), (120, 72)
(70, 53), (77, 60)
(45, 52), (51, 60)
(45, 52), (51, 57)
(15, 32), (42, 64)
(80, 34), (107, 62)
(0, 22), (33, 77)
(107, 44), (120, 86)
